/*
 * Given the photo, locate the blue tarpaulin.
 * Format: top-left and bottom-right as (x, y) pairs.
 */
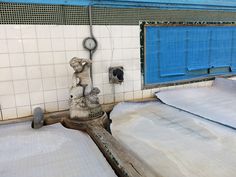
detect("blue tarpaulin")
(145, 26), (236, 85)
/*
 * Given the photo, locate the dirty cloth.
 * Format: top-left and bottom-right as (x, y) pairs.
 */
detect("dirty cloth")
(156, 78), (236, 129)
(111, 102), (236, 177)
(0, 122), (116, 177)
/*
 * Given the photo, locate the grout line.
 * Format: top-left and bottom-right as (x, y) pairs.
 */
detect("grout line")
(20, 25), (33, 117)
(4, 26), (16, 120)
(51, 26), (64, 112)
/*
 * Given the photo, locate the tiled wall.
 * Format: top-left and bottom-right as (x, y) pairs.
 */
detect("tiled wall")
(0, 24), (214, 120)
(0, 25), (141, 120)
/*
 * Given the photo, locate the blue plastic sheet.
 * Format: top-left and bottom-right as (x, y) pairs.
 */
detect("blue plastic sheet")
(145, 26), (236, 85)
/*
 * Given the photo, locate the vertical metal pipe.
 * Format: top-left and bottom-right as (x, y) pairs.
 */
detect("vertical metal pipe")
(88, 5), (94, 84)
(89, 5), (94, 38)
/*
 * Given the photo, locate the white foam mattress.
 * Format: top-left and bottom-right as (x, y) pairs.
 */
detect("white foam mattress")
(0, 122), (116, 177)
(111, 102), (236, 177)
(156, 78), (236, 129)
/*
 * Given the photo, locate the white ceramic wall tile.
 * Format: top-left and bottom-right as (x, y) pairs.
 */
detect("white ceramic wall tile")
(123, 60), (134, 71)
(21, 25), (36, 39)
(122, 26), (139, 37)
(133, 59), (141, 70)
(45, 102), (58, 112)
(103, 84), (113, 95)
(124, 92), (134, 101)
(27, 66), (41, 79)
(125, 37), (139, 49)
(133, 64), (141, 75)
(11, 67), (27, 80)
(56, 77), (69, 89)
(37, 39), (52, 52)
(0, 81), (14, 95)
(36, 25), (51, 38)
(17, 106), (31, 117)
(92, 26), (101, 38)
(65, 38), (77, 51)
(77, 25), (90, 38)
(6, 25), (21, 39)
(50, 25), (64, 38)
(9, 53), (25, 66)
(0, 40), (8, 53)
(122, 38), (133, 49)
(51, 38), (65, 51)
(113, 38), (123, 49)
(0, 68), (12, 81)
(2, 108), (17, 120)
(122, 49), (137, 60)
(41, 65), (54, 78)
(93, 62), (104, 74)
(30, 92), (44, 104)
(114, 84), (124, 93)
(125, 70), (133, 81)
(42, 78), (56, 90)
(0, 54), (10, 67)
(133, 80), (141, 91)
(101, 50), (112, 61)
(0, 24), (146, 120)
(28, 79), (43, 92)
(77, 38), (84, 51)
(142, 89), (152, 98)
(0, 95), (16, 109)
(39, 52), (54, 64)
(104, 62), (114, 73)
(100, 38), (112, 50)
(44, 90), (57, 103)
(110, 26), (122, 37)
(15, 93), (30, 107)
(0, 26), (6, 39)
(102, 73), (109, 84)
(124, 81), (134, 92)
(95, 26), (111, 38)
(77, 50), (89, 58)
(93, 73), (103, 85)
(25, 52), (40, 66)
(66, 51), (79, 62)
(63, 25), (77, 38)
(112, 49), (123, 60)
(7, 39), (23, 53)
(58, 100), (69, 110)
(13, 80), (29, 94)
(103, 94), (114, 104)
(133, 90), (142, 100)
(67, 65), (74, 76)
(115, 93), (124, 102)
(54, 64), (68, 77)
(57, 88), (69, 101)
